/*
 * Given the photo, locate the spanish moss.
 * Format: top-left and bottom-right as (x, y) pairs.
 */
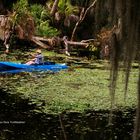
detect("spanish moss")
(105, 0), (140, 139)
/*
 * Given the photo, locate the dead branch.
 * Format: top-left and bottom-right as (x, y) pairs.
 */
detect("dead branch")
(50, 0), (59, 16)
(71, 8), (85, 41)
(81, 39), (96, 43)
(71, 0), (97, 41)
(59, 114), (67, 140)
(81, 0), (97, 22)
(67, 41), (88, 47)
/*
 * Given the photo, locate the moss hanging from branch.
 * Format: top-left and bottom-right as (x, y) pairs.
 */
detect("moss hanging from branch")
(104, 0), (140, 139)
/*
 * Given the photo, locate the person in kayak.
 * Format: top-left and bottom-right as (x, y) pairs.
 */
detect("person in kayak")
(26, 49), (44, 65)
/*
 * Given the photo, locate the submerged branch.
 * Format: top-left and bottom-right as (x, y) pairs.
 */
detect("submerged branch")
(59, 114), (67, 140)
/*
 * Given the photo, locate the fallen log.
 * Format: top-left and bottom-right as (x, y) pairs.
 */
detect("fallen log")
(32, 36), (89, 47)
(32, 36), (50, 42)
(67, 41), (88, 47)
(31, 36), (50, 48)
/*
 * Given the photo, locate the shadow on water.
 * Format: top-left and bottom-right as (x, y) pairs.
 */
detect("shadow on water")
(0, 88), (135, 140)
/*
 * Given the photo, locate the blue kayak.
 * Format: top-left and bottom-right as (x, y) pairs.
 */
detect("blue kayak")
(0, 61), (68, 73)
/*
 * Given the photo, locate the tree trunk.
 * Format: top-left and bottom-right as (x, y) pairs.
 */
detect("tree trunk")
(50, 0), (60, 16)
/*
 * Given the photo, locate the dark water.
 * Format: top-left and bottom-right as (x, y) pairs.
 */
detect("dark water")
(0, 88), (135, 140)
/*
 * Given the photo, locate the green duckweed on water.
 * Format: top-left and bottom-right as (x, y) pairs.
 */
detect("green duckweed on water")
(0, 62), (138, 114)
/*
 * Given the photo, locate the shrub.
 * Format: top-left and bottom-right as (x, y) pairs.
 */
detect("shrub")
(30, 4), (60, 37)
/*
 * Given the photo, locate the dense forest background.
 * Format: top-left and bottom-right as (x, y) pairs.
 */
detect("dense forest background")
(0, 0), (120, 59)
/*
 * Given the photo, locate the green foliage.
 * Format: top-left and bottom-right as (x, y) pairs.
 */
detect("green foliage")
(30, 4), (43, 25)
(37, 21), (60, 37)
(12, 0), (29, 24)
(12, 1), (60, 37)
(87, 43), (101, 59)
(13, 0), (28, 14)
(58, 0), (79, 15)
(65, 1), (79, 15)
(30, 4), (60, 37)
(58, 0), (66, 13)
